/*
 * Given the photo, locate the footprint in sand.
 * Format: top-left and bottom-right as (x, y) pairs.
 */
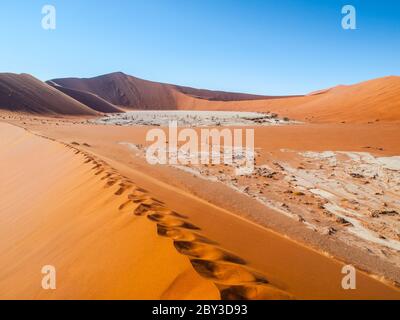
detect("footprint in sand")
(173, 241), (246, 265)
(147, 213), (200, 230)
(91, 163), (101, 170)
(190, 259), (267, 285)
(70, 142), (293, 300)
(126, 193), (293, 299)
(220, 284), (294, 300)
(100, 172), (114, 180)
(105, 179), (118, 188)
(156, 225), (217, 244)
(114, 182), (133, 196)
(95, 169), (105, 176)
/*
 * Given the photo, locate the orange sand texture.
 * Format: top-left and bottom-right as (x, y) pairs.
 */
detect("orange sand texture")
(0, 123), (218, 299)
(0, 122), (399, 300)
(1, 73), (400, 300)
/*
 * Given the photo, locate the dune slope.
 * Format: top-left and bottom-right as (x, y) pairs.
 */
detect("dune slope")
(0, 73), (98, 115)
(172, 76), (400, 123)
(0, 122), (300, 300)
(255, 76), (400, 122)
(1, 119), (400, 299)
(47, 81), (122, 113)
(0, 122), (219, 299)
(50, 72), (278, 109)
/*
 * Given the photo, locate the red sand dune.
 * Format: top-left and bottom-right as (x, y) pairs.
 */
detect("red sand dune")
(0, 73), (99, 116)
(2, 72), (399, 123)
(171, 76), (400, 123)
(51, 72), (400, 123)
(47, 81), (123, 113)
(252, 76), (400, 123)
(50, 72), (281, 110)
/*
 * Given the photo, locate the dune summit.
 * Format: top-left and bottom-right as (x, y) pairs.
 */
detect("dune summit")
(47, 81), (123, 114)
(49, 72), (277, 110)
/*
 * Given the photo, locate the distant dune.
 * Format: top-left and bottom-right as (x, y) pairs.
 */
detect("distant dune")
(254, 76), (400, 123)
(0, 73), (99, 115)
(47, 81), (123, 113)
(50, 72), (279, 110)
(50, 72), (400, 122)
(171, 76), (400, 123)
(2, 72), (399, 122)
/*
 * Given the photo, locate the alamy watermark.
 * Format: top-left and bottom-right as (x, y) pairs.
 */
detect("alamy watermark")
(41, 5), (56, 30)
(41, 265), (56, 290)
(40, 5), (356, 31)
(146, 121), (255, 175)
(341, 265), (357, 290)
(342, 5), (357, 30)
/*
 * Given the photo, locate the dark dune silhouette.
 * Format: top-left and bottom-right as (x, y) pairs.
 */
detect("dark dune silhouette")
(0, 73), (98, 115)
(47, 81), (123, 113)
(50, 72), (281, 110)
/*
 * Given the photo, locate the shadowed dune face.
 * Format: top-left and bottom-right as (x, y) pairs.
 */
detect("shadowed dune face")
(0, 73), (99, 116)
(46, 82), (123, 113)
(52, 72), (178, 109)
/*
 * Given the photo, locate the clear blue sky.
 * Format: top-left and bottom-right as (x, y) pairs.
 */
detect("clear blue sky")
(0, 0), (399, 95)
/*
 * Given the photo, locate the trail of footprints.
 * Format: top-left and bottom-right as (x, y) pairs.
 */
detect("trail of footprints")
(62, 141), (294, 300)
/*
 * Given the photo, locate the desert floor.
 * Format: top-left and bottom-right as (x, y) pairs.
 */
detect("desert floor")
(1, 112), (399, 299)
